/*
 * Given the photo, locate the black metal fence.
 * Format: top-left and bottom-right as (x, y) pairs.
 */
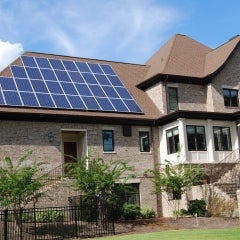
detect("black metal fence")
(0, 204), (114, 240)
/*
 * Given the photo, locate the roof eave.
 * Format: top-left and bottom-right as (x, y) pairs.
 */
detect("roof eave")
(155, 110), (238, 126)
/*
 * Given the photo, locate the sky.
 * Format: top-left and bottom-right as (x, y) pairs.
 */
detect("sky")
(0, 0), (240, 71)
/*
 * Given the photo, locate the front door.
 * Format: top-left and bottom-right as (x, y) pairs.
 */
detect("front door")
(64, 141), (77, 173)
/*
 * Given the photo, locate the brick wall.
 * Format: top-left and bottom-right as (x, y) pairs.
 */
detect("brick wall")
(0, 120), (158, 211)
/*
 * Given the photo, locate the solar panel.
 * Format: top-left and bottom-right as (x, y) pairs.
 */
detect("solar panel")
(0, 55), (143, 113)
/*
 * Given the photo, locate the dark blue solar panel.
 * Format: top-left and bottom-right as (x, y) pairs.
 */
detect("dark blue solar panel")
(60, 82), (78, 95)
(52, 94), (71, 108)
(36, 93), (55, 107)
(96, 97), (115, 111)
(102, 86), (119, 98)
(68, 71), (85, 83)
(75, 62), (91, 72)
(49, 59), (65, 70)
(6, 55), (142, 113)
(31, 80), (48, 93)
(115, 87), (132, 99)
(41, 69), (57, 81)
(67, 95), (86, 109)
(108, 75), (124, 87)
(82, 96), (101, 110)
(4, 91), (22, 106)
(62, 60), (78, 71)
(94, 74), (111, 85)
(15, 78), (33, 91)
(0, 77), (17, 90)
(46, 81), (64, 94)
(89, 85), (106, 97)
(0, 92), (5, 104)
(124, 99), (142, 112)
(25, 67), (42, 79)
(55, 70), (72, 82)
(20, 92), (39, 106)
(88, 63), (103, 74)
(75, 84), (92, 96)
(11, 66), (28, 78)
(36, 57), (51, 69)
(21, 56), (37, 67)
(81, 73), (98, 84)
(111, 98), (129, 112)
(101, 64), (115, 75)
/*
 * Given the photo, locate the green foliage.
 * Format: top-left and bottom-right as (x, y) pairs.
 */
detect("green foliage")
(0, 150), (45, 209)
(122, 204), (141, 220)
(140, 206), (156, 219)
(147, 160), (204, 198)
(188, 199), (206, 217)
(35, 209), (64, 222)
(68, 155), (134, 200)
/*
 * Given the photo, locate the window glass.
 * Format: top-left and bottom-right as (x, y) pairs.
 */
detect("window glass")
(168, 87), (178, 111)
(186, 125), (206, 151)
(139, 131), (150, 152)
(223, 88), (239, 107)
(166, 127), (179, 154)
(102, 130), (114, 152)
(213, 126), (232, 151)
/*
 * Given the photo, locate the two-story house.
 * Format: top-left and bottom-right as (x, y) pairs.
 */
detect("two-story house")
(0, 34), (239, 216)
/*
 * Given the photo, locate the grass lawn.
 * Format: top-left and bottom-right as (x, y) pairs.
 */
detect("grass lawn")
(96, 228), (240, 240)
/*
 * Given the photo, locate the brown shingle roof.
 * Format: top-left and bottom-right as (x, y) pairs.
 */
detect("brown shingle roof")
(144, 34), (240, 80)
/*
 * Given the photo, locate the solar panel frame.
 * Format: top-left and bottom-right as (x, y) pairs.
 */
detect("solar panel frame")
(35, 57), (52, 69)
(21, 56), (37, 67)
(0, 77), (17, 90)
(15, 78), (33, 92)
(49, 59), (65, 70)
(11, 66), (28, 78)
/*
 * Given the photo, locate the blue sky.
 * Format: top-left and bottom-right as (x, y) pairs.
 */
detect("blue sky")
(0, 0), (239, 70)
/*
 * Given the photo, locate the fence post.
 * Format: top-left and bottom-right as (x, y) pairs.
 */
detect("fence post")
(4, 209), (8, 240)
(20, 208), (23, 240)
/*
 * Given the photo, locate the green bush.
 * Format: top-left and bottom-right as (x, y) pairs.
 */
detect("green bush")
(122, 204), (141, 220)
(36, 210), (64, 222)
(188, 199), (206, 217)
(140, 206), (156, 219)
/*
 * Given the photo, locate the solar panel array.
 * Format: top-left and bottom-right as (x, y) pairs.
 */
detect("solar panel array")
(0, 55), (142, 113)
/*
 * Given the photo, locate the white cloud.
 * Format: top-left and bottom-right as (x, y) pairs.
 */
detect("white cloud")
(0, 40), (24, 71)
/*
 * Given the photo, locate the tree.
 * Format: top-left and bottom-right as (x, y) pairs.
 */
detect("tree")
(147, 160), (204, 217)
(68, 155), (134, 201)
(0, 150), (45, 209)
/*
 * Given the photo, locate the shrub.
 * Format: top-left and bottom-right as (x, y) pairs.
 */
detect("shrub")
(35, 210), (64, 222)
(122, 204), (141, 220)
(188, 199), (206, 217)
(208, 196), (237, 217)
(140, 206), (156, 219)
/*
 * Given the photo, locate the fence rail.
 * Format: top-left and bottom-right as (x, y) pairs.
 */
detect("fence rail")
(0, 204), (114, 240)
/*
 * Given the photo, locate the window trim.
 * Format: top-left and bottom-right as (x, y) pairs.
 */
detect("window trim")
(186, 125), (207, 151)
(223, 88), (239, 107)
(213, 126), (232, 151)
(102, 130), (114, 152)
(139, 131), (150, 152)
(168, 87), (179, 111)
(166, 127), (179, 154)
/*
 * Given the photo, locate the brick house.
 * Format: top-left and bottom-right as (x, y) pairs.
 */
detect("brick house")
(0, 34), (239, 216)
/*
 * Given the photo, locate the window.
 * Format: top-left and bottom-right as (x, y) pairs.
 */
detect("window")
(168, 87), (178, 111)
(139, 131), (150, 152)
(186, 125), (206, 151)
(102, 130), (114, 152)
(223, 88), (239, 107)
(213, 126), (232, 151)
(166, 127), (179, 154)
